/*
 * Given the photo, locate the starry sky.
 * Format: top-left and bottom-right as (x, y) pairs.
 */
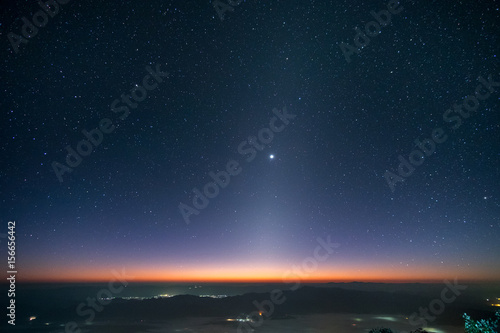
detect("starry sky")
(1, 0), (499, 283)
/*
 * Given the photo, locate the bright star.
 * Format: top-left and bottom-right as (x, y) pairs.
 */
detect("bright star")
(270, 154), (274, 159)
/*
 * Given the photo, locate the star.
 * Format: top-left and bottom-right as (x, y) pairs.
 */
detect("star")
(269, 154), (274, 159)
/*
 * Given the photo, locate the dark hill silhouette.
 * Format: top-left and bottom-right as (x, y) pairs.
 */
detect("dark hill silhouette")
(18, 284), (492, 328)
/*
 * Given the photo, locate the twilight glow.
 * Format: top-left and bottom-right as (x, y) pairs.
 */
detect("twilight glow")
(2, 0), (499, 288)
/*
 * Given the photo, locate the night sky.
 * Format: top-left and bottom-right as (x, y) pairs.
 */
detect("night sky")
(1, 0), (499, 283)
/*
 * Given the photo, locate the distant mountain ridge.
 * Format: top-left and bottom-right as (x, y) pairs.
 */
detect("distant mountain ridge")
(14, 283), (494, 328)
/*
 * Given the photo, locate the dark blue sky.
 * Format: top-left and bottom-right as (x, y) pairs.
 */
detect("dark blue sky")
(1, 0), (499, 282)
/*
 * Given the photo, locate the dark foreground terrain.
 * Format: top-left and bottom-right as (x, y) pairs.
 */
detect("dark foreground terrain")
(1, 282), (498, 332)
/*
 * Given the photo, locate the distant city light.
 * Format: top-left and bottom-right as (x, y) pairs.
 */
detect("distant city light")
(422, 328), (445, 333)
(373, 316), (397, 322)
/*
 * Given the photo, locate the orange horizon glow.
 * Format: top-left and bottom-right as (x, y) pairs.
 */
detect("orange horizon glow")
(17, 264), (500, 284)
(17, 276), (500, 284)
